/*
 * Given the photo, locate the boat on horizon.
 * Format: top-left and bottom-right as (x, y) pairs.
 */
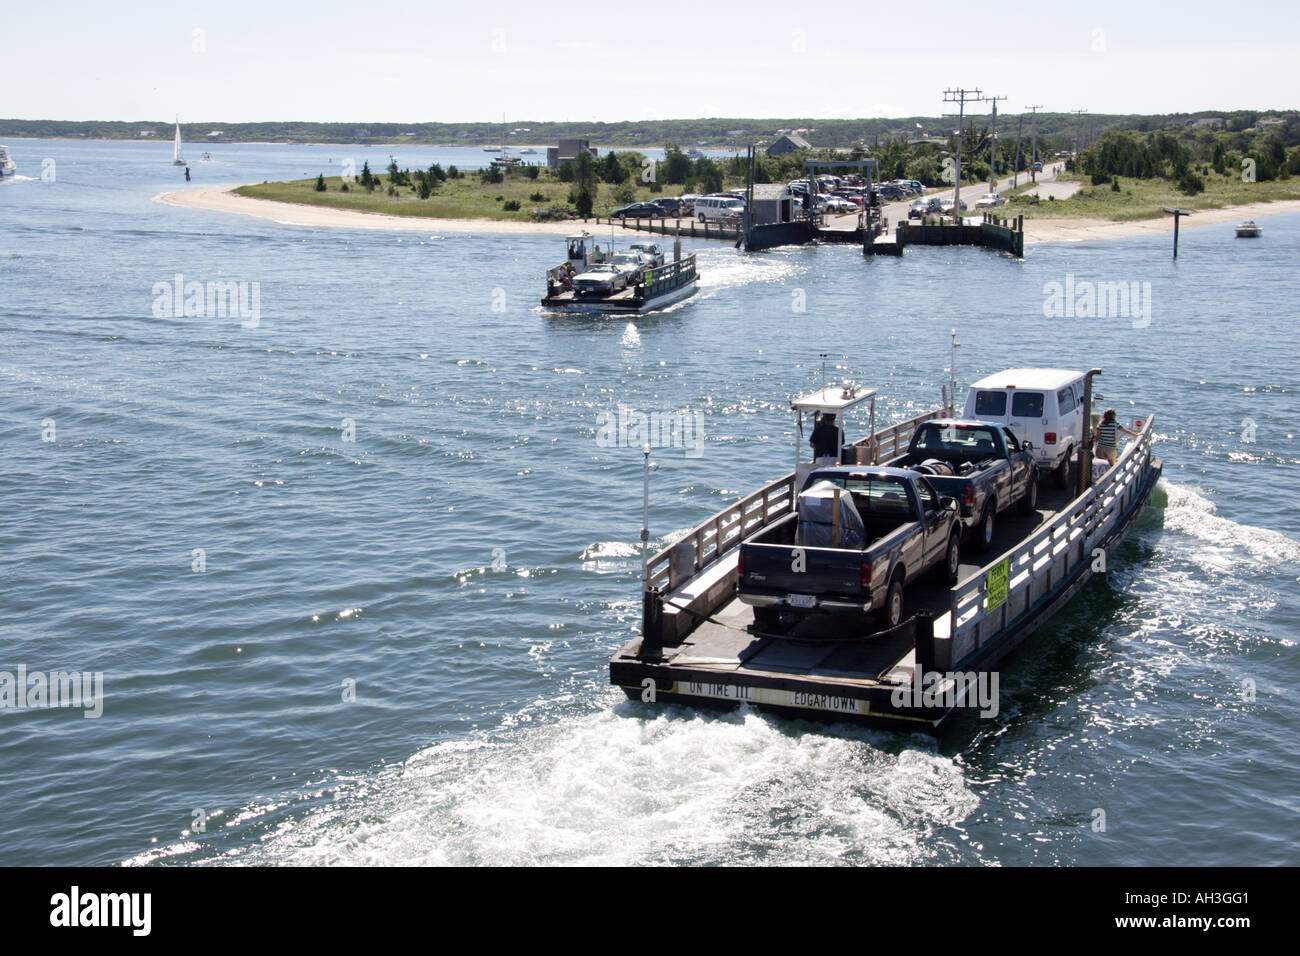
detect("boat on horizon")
(1235, 220), (1261, 238)
(172, 118), (186, 166)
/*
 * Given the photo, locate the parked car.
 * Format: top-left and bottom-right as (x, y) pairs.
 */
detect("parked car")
(611, 202), (661, 220)
(650, 197), (686, 218)
(873, 184), (907, 201)
(975, 192), (1006, 208)
(694, 196), (745, 222)
(940, 198), (968, 214)
(1032, 160), (1044, 172)
(818, 196), (858, 214)
(964, 368), (1090, 488)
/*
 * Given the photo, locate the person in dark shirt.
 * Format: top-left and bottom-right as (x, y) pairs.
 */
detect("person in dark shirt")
(810, 413), (840, 464)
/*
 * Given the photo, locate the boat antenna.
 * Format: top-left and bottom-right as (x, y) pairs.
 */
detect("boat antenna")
(949, 329), (960, 415)
(820, 353), (829, 393)
(641, 443), (652, 584)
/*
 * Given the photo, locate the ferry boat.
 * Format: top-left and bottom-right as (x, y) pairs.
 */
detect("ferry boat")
(609, 366), (1162, 733)
(542, 232), (698, 313)
(1235, 220), (1261, 238)
(0, 145), (15, 177)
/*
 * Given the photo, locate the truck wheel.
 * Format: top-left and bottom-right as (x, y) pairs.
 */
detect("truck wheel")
(1053, 451), (1070, 489)
(973, 504), (995, 553)
(939, 532), (961, 584)
(1018, 474), (1039, 514)
(883, 573), (905, 629)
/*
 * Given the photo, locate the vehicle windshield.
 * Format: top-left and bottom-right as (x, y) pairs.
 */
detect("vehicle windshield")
(611, 254), (641, 265)
(912, 424), (1000, 459)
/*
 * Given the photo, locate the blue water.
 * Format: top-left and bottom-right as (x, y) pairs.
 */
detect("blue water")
(2, 139), (1297, 866)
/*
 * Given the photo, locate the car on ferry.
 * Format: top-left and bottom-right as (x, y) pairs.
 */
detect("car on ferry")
(571, 264), (629, 297)
(963, 368), (1089, 488)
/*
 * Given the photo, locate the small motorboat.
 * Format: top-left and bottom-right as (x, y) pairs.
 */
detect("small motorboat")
(1235, 220), (1261, 238)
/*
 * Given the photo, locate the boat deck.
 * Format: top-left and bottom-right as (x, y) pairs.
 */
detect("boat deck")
(639, 479), (1076, 687)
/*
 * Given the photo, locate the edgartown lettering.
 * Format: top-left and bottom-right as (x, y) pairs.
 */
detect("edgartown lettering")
(0, 666), (104, 718)
(890, 665), (1000, 718)
(49, 886), (151, 936)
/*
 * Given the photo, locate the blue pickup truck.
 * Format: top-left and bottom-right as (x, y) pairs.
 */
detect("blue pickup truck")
(884, 419), (1038, 552)
(738, 467), (962, 631)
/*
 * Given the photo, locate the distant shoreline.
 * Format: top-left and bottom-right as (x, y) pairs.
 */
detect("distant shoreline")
(160, 183), (1300, 243)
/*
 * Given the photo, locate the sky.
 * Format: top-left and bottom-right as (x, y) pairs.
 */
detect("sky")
(4, 0), (1297, 124)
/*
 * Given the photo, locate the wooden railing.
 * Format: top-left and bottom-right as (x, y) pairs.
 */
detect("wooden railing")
(944, 414), (1157, 663)
(643, 407), (945, 592)
(644, 474), (796, 591)
(857, 408), (946, 463)
(641, 253), (696, 295)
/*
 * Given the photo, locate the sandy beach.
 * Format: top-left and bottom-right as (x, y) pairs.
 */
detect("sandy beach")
(160, 183), (1300, 243)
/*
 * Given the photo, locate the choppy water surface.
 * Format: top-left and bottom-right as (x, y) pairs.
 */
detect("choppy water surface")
(1, 140), (1297, 866)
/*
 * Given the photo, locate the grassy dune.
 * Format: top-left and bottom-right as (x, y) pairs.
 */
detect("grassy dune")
(1005, 172), (1300, 221)
(234, 172), (693, 223)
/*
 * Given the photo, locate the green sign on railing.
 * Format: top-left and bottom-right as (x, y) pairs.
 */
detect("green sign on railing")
(986, 558), (1009, 611)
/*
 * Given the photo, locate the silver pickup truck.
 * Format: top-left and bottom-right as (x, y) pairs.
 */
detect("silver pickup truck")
(738, 467), (962, 632)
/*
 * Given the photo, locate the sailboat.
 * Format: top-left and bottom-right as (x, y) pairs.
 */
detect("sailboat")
(172, 117), (186, 166)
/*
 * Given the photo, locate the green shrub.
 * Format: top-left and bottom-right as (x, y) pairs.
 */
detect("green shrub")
(529, 191), (546, 202)
(503, 200), (521, 211)
(315, 174), (326, 192)
(525, 165), (539, 180)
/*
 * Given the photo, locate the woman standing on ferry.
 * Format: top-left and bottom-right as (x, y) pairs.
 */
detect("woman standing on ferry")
(1095, 408), (1139, 466)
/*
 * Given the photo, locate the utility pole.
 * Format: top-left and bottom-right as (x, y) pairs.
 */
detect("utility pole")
(943, 87), (983, 218)
(1025, 105), (1043, 181)
(1013, 112), (1024, 189)
(985, 94), (1007, 193)
(1071, 108), (1088, 166)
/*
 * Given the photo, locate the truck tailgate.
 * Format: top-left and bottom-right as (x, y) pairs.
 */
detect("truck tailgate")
(741, 541), (864, 597)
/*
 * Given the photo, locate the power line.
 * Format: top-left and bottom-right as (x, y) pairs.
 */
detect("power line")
(985, 94), (1007, 193)
(943, 87), (984, 215)
(1025, 105), (1044, 181)
(1071, 108), (1089, 165)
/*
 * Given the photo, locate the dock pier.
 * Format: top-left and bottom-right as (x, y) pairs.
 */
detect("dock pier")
(876, 213), (1025, 257)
